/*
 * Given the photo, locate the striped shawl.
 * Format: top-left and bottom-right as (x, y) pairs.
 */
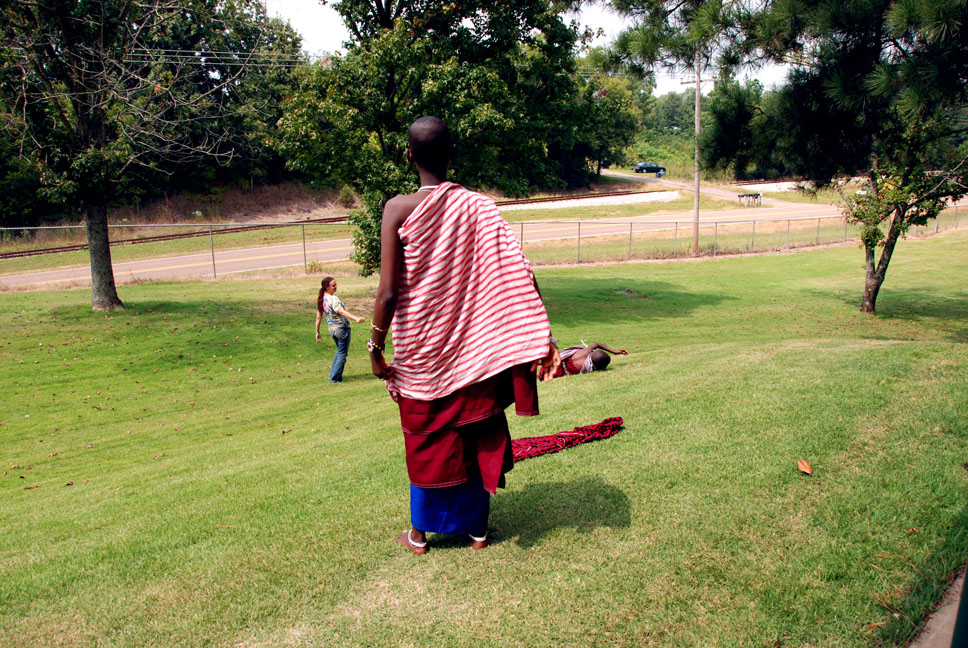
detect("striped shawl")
(386, 182), (550, 400)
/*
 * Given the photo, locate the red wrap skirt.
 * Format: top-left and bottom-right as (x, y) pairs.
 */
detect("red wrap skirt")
(397, 363), (538, 495)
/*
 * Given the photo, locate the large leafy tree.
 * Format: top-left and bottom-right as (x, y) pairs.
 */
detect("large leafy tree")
(750, 0), (968, 313)
(575, 49), (648, 176)
(0, 0), (296, 310)
(278, 0), (593, 275)
(653, 90), (694, 133)
(699, 76), (763, 179)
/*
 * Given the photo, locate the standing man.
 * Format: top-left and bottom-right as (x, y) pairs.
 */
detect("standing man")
(369, 116), (560, 555)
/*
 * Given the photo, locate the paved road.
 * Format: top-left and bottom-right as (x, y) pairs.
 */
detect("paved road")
(602, 169), (790, 205)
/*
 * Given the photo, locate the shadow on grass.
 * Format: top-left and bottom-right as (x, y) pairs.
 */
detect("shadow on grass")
(810, 287), (968, 343)
(539, 277), (732, 327)
(489, 476), (631, 548)
(49, 298), (307, 322)
(878, 502), (968, 646)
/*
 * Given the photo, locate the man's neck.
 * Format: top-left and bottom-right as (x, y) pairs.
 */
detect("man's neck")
(417, 168), (446, 188)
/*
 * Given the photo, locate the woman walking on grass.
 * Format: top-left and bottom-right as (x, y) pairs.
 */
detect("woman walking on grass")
(315, 277), (365, 383)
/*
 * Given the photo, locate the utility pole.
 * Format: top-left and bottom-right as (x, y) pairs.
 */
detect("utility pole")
(693, 47), (701, 255)
(682, 52), (713, 255)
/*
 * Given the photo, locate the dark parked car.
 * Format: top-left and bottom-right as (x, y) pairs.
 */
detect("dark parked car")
(633, 161), (666, 177)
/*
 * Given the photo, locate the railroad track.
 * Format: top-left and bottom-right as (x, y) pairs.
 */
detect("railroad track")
(0, 189), (657, 259)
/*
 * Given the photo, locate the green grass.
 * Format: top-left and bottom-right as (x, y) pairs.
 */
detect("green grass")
(500, 192), (735, 223)
(759, 188), (844, 204)
(1, 232), (967, 646)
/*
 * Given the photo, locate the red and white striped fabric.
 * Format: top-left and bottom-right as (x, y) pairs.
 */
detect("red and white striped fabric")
(386, 182), (551, 400)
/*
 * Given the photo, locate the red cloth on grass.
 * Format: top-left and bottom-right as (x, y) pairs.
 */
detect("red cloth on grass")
(511, 417), (624, 463)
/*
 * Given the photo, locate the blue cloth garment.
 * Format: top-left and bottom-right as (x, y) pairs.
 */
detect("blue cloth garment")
(329, 326), (350, 382)
(410, 475), (490, 536)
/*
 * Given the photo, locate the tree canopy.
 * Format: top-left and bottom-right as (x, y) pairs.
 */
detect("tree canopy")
(0, 0), (301, 309)
(278, 0), (638, 275)
(745, 0), (968, 312)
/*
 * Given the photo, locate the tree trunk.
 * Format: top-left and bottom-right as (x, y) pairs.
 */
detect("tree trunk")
(86, 203), (124, 311)
(860, 244), (882, 313)
(860, 206), (903, 314)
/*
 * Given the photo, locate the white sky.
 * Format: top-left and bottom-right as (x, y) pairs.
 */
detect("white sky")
(264, 0), (789, 95)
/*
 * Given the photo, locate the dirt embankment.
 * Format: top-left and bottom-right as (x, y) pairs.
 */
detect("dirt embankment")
(108, 183), (349, 225)
(105, 177), (646, 227)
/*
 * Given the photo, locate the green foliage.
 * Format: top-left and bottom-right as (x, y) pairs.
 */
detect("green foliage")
(277, 0), (614, 275)
(575, 75), (645, 176)
(746, 0), (968, 311)
(611, 0), (751, 79)
(629, 128), (695, 179)
(0, 134), (55, 228)
(0, 1), (302, 217)
(652, 90), (695, 133)
(0, 0), (303, 307)
(338, 185), (357, 208)
(699, 77), (762, 178)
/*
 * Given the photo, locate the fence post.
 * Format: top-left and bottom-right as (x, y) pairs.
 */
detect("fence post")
(751, 220), (756, 250)
(713, 222), (718, 255)
(577, 221), (581, 262)
(816, 218), (821, 245)
(674, 222), (678, 258)
(628, 222), (632, 258)
(209, 224), (216, 278)
(786, 220), (790, 248)
(302, 224), (308, 274)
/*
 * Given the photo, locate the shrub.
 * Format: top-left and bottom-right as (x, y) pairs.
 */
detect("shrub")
(338, 185), (356, 208)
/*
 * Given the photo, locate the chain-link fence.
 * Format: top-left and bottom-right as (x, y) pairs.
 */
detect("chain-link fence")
(1, 205), (964, 290)
(517, 205), (964, 265)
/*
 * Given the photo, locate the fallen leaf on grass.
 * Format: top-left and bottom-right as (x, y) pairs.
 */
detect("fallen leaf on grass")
(65, 481), (74, 486)
(797, 460), (813, 475)
(24, 485), (39, 490)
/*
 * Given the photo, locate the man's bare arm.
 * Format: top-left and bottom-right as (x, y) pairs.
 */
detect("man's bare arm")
(370, 197), (411, 378)
(589, 342), (628, 355)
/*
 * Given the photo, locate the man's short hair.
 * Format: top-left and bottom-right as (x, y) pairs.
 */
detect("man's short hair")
(409, 116), (453, 170)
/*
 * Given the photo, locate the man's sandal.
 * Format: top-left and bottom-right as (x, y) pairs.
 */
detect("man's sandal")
(396, 529), (428, 555)
(469, 532), (488, 550)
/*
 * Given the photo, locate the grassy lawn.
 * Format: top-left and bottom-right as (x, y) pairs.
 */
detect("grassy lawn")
(1, 231), (966, 646)
(759, 187), (845, 204)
